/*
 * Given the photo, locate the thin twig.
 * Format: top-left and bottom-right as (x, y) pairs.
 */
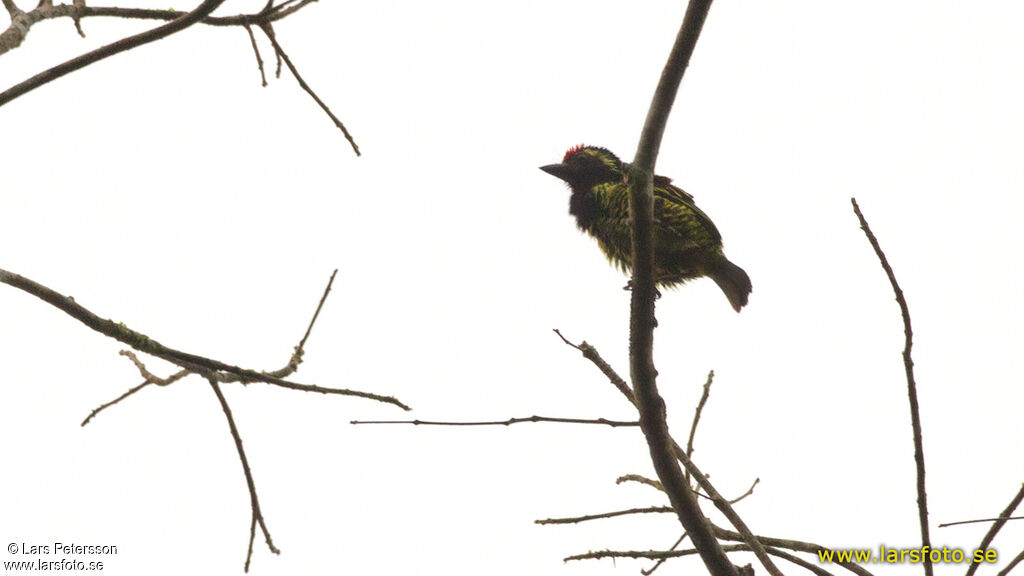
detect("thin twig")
(80, 353), (190, 426)
(1, 0), (317, 56)
(1, 0), (228, 105)
(350, 416), (637, 427)
(264, 269), (337, 379)
(258, 22), (360, 156)
(726, 477), (759, 505)
(851, 197), (931, 576)
(553, 329), (634, 402)
(536, 506), (673, 525)
(207, 377), (279, 572)
(554, 327), (769, 573)
(685, 369), (714, 483)
(617, 474), (664, 491)
(940, 515), (1024, 528)
(80, 381), (152, 426)
(713, 525), (876, 576)
(0, 268), (410, 411)
(963, 483), (1024, 576)
(643, 532), (689, 576)
(244, 24), (267, 87)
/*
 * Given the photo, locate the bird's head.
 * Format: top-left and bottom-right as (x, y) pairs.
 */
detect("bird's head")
(540, 145), (623, 192)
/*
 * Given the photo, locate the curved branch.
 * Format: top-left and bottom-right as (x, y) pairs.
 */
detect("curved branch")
(626, 2), (774, 576)
(1, 0), (227, 106)
(0, 267), (410, 410)
(851, 198), (931, 576)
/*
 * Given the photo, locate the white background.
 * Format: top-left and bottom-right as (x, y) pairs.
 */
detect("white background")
(2, 1), (1022, 574)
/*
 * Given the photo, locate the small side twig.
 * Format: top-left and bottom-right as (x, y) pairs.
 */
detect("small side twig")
(617, 474), (664, 492)
(553, 328), (634, 402)
(80, 352), (189, 426)
(685, 369), (714, 483)
(554, 328), (770, 574)
(350, 416), (637, 427)
(207, 377), (279, 572)
(643, 532), (690, 576)
(264, 269), (337, 379)
(257, 21), (360, 156)
(244, 24), (267, 87)
(536, 506), (673, 525)
(852, 197), (931, 576)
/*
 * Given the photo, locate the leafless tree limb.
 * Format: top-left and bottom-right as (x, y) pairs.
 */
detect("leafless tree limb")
(1, 0), (228, 104)
(1, 0), (360, 153)
(207, 376), (279, 572)
(0, 267), (409, 410)
(350, 416), (638, 427)
(624, 2), (770, 575)
(713, 525), (875, 576)
(80, 352), (189, 426)
(567, 543), (836, 576)
(555, 327), (769, 574)
(851, 197), (931, 576)
(553, 328), (634, 401)
(685, 369), (714, 483)
(643, 532), (690, 576)
(535, 506), (673, 525)
(257, 21), (360, 155)
(961, 483), (1024, 576)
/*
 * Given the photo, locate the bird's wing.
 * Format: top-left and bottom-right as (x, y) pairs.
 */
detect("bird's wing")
(654, 179), (722, 244)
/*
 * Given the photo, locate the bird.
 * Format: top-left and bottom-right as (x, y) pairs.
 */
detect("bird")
(540, 145), (751, 312)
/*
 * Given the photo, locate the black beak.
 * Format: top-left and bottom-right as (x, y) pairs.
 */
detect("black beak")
(539, 163), (571, 182)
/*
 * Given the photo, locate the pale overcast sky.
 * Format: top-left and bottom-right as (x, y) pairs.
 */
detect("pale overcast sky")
(2, 2), (1022, 575)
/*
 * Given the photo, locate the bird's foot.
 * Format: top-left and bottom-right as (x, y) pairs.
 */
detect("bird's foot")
(622, 280), (661, 299)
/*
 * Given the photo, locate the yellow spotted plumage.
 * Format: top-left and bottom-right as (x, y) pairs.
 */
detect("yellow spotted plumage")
(541, 145), (751, 312)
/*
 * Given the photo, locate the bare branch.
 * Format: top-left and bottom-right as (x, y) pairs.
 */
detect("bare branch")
(536, 506), (673, 525)
(0, 267), (410, 410)
(685, 369), (714, 483)
(3, 0), (21, 18)
(244, 24), (268, 87)
(263, 269), (337, 379)
(207, 377), (279, 572)
(1, 0), (227, 105)
(258, 22), (361, 156)
(553, 329), (633, 403)
(643, 532), (689, 576)
(616, 474), (664, 492)
(625, 2), (768, 576)
(555, 328), (770, 573)
(567, 543), (835, 576)
(851, 197), (931, 576)
(713, 525), (876, 576)
(0, 0), (317, 56)
(80, 381), (152, 426)
(80, 352), (190, 426)
(350, 416), (637, 427)
(962, 483), (1024, 576)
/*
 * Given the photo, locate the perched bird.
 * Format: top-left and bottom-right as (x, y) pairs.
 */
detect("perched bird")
(540, 145), (751, 312)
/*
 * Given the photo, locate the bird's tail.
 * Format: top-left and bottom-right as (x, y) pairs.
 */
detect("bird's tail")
(709, 257), (752, 313)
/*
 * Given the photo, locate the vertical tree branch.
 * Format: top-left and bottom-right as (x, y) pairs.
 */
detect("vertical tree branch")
(851, 198), (932, 576)
(626, 2), (758, 576)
